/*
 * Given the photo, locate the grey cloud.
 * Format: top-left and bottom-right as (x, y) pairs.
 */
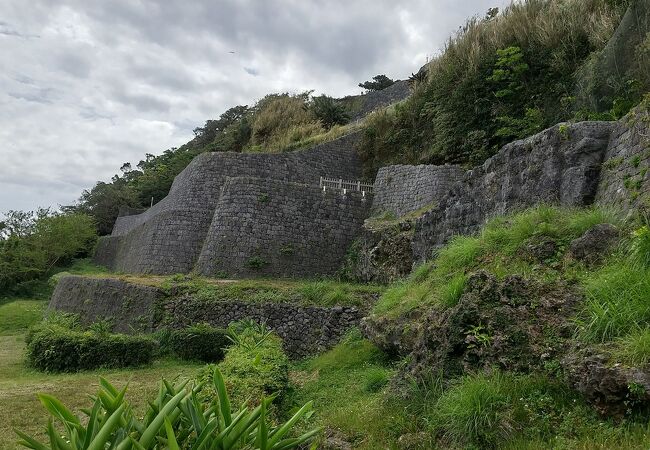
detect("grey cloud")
(0, 0), (511, 213)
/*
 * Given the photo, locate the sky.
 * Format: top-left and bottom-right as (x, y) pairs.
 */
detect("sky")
(0, 0), (510, 214)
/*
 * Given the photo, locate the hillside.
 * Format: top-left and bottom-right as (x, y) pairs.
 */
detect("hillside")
(3, 0), (650, 449)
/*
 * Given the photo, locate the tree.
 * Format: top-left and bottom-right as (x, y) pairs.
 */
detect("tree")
(310, 95), (350, 129)
(359, 74), (395, 91)
(0, 210), (97, 294)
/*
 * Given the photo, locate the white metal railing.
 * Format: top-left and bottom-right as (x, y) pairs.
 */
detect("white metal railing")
(319, 176), (374, 196)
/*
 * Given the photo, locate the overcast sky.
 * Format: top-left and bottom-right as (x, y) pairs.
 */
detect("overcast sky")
(0, 0), (510, 214)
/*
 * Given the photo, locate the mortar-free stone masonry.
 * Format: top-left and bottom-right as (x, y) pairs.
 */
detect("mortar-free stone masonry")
(93, 108), (649, 277)
(49, 106), (648, 356)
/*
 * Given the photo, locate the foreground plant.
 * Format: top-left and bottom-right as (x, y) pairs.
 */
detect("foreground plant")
(16, 367), (320, 449)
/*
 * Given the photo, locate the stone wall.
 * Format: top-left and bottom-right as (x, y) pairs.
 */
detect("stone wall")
(48, 275), (361, 358)
(196, 177), (371, 278)
(411, 122), (614, 261)
(162, 297), (360, 358)
(372, 165), (465, 217)
(595, 108), (650, 210)
(49, 275), (163, 333)
(95, 132), (366, 276)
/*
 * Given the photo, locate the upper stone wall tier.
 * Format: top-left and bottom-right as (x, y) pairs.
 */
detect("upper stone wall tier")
(196, 176), (372, 278)
(353, 80), (411, 120)
(95, 132), (365, 275)
(372, 164), (465, 217)
(411, 121), (615, 261)
(595, 108), (650, 210)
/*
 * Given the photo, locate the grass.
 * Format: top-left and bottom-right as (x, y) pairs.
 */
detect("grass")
(579, 262), (650, 342)
(373, 206), (623, 318)
(284, 330), (420, 449)
(0, 295), (201, 449)
(615, 328), (650, 367)
(0, 300), (45, 336)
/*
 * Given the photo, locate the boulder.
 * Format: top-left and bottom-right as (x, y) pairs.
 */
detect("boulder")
(568, 223), (621, 264)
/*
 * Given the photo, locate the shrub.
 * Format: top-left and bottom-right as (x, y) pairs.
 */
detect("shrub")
(356, 0), (631, 173)
(310, 95), (350, 129)
(199, 323), (289, 406)
(167, 323), (230, 362)
(26, 325), (156, 372)
(17, 367), (319, 449)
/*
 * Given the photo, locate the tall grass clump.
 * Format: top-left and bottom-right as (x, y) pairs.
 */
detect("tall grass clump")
(433, 372), (517, 448)
(580, 262), (650, 342)
(429, 371), (594, 448)
(358, 0), (632, 175)
(615, 328), (650, 366)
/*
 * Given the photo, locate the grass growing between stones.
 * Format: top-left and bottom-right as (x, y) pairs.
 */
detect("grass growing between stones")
(373, 206), (624, 318)
(94, 275), (384, 308)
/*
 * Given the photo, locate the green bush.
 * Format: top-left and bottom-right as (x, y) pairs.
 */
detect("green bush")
(199, 323), (289, 406)
(26, 325), (156, 372)
(167, 323), (230, 362)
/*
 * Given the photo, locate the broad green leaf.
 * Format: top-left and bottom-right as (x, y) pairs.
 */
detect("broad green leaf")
(38, 394), (81, 427)
(212, 367), (231, 427)
(87, 403), (127, 450)
(138, 389), (187, 447)
(164, 417), (180, 450)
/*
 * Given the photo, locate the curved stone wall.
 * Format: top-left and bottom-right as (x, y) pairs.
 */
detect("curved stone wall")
(48, 275), (362, 357)
(95, 132), (365, 275)
(196, 177), (371, 278)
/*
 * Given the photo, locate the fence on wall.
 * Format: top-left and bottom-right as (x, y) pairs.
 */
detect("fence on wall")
(319, 177), (374, 196)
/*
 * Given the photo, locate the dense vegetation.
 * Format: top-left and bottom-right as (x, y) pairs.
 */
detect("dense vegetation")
(358, 0), (648, 175)
(0, 209), (97, 296)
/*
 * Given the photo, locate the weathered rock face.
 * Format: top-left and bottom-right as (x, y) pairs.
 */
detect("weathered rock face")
(49, 275), (361, 358)
(94, 132), (368, 277)
(365, 271), (581, 378)
(412, 122), (615, 261)
(568, 223), (622, 264)
(563, 346), (650, 418)
(595, 108), (650, 210)
(343, 223), (415, 284)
